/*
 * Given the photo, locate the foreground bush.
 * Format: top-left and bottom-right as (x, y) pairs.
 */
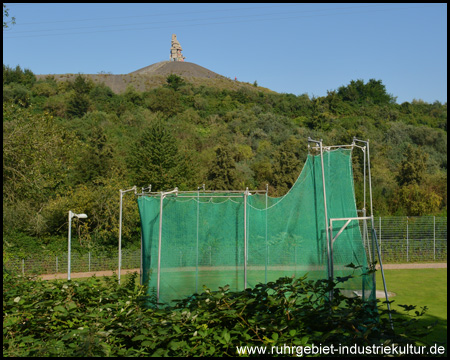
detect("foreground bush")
(3, 270), (435, 357)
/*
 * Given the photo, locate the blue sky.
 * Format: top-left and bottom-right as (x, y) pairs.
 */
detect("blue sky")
(3, 3), (447, 104)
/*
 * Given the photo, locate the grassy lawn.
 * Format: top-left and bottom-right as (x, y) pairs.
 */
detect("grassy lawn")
(376, 268), (447, 347)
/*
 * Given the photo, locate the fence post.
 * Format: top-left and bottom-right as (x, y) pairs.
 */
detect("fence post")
(379, 216), (382, 260)
(56, 256), (58, 273)
(433, 216), (436, 261)
(22, 259), (25, 276)
(88, 252), (91, 272)
(406, 217), (409, 262)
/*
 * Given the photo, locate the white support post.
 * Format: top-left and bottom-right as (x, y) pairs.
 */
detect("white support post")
(118, 190), (123, 283)
(308, 137), (332, 300)
(354, 137), (393, 329)
(244, 187), (248, 289)
(265, 184), (268, 284)
(156, 187), (178, 303)
(196, 186), (200, 293)
(68, 211), (72, 280)
(157, 191), (164, 303)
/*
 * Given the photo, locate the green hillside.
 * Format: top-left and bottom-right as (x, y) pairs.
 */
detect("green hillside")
(3, 64), (447, 256)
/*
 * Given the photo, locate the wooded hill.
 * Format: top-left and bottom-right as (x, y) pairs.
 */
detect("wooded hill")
(3, 64), (447, 256)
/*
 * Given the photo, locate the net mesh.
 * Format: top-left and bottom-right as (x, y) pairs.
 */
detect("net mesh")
(137, 148), (375, 304)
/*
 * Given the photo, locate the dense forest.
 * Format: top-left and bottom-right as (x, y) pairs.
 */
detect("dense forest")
(3, 65), (447, 256)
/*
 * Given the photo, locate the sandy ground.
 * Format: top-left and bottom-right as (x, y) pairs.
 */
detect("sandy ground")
(38, 263), (446, 280)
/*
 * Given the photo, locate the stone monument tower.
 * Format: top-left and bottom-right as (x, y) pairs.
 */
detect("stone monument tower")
(170, 34), (186, 62)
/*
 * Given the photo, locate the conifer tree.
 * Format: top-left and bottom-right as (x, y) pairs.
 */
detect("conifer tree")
(207, 145), (238, 190)
(128, 121), (189, 191)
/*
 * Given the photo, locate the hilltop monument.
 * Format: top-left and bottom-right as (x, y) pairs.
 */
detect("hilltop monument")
(170, 34), (186, 62)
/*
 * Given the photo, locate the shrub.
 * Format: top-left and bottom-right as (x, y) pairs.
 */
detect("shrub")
(3, 270), (436, 357)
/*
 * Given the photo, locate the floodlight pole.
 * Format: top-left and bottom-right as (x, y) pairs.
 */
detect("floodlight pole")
(68, 211), (88, 281)
(118, 186), (137, 284)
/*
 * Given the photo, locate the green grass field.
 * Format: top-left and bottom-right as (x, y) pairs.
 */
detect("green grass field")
(376, 268), (447, 346)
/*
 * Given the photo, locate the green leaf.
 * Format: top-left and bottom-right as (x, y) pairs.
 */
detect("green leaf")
(53, 305), (67, 314)
(132, 334), (147, 341)
(67, 301), (77, 310)
(222, 329), (231, 343)
(173, 325), (181, 334)
(300, 335), (309, 345)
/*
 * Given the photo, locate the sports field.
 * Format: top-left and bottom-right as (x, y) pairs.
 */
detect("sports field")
(376, 268), (447, 346)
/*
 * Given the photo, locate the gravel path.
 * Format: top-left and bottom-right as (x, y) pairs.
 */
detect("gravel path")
(376, 263), (447, 269)
(39, 263), (447, 280)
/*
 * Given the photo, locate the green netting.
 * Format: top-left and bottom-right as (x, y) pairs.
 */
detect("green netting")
(137, 148), (375, 305)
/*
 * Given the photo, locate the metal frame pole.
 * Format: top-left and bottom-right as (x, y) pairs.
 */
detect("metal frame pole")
(354, 138), (393, 329)
(308, 137), (332, 299)
(118, 190), (123, 283)
(156, 187), (178, 303)
(361, 145), (372, 264)
(265, 184), (268, 284)
(244, 188), (248, 289)
(367, 139), (392, 327)
(140, 185), (150, 286)
(68, 211), (72, 281)
(157, 191), (164, 303)
(320, 140), (332, 285)
(196, 186), (200, 293)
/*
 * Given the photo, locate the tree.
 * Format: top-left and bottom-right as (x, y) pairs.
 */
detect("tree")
(207, 145), (238, 190)
(67, 92), (90, 118)
(67, 75), (93, 118)
(128, 121), (190, 191)
(392, 183), (442, 216)
(337, 79), (396, 105)
(3, 65), (36, 87)
(3, 103), (81, 236)
(145, 87), (183, 116)
(3, 4), (15, 29)
(73, 126), (113, 184)
(396, 144), (428, 186)
(271, 137), (303, 195)
(165, 74), (186, 91)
